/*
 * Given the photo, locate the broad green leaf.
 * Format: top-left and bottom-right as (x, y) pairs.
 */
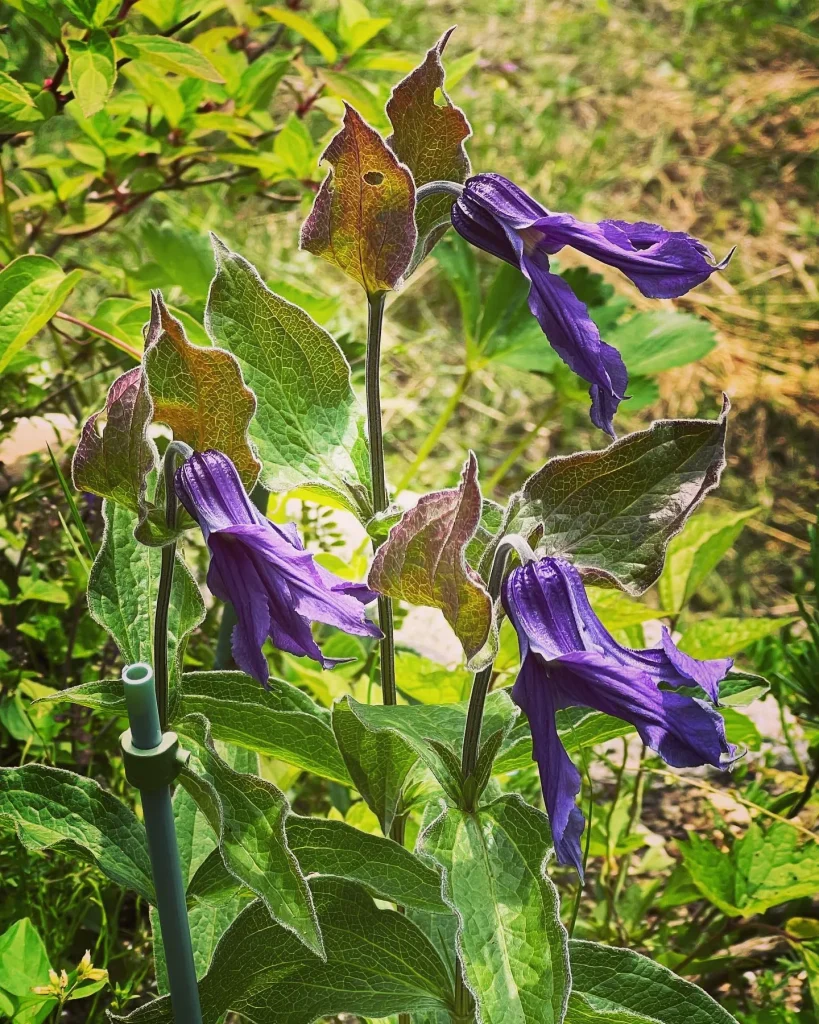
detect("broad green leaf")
(113, 879), (454, 1023)
(319, 71), (387, 130)
(0, 765), (154, 902)
(33, 678), (127, 715)
(658, 508), (757, 614)
(300, 104), (416, 295)
(144, 292), (260, 488)
(141, 222), (215, 302)
(90, 296), (208, 354)
(566, 939), (738, 1024)
(0, 918), (54, 1023)
(72, 366), (156, 513)
(495, 707), (636, 774)
(175, 670), (352, 784)
(611, 311), (717, 377)
(88, 501), (205, 685)
(421, 795), (570, 1024)
(0, 71), (45, 134)
(272, 113), (317, 180)
(61, 0), (119, 27)
(286, 815), (447, 913)
(719, 706), (762, 751)
(509, 399), (729, 595)
(434, 233), (481, 346)
(206, 239), (370, 515)
(116, 36), (224, 82)
(262, 7), (338, 63)
(678, 616), (793, 659)
(679, 822), (819, 918)
(719, 670), (770, 707)
(3, 0), (61, 39)
(386, 28), (471, 269)
(337, 0), (390, 54)
(67, 31), (116, 117)
(369, 453), (492, 665)
(178, 714), (323, 957)
(0, 255), (82, 374)
(395, 650), (472, 704)
(332, 695), (417, 834)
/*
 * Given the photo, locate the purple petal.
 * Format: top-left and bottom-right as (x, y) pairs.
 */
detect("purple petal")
(511, 653), (586, 874)
(521, 252), (627, 436)
(551, 650), (736, 768)
(175, 450), (265, 540)
(531, 212), (730, 299)
(460, 173), (549, 226)
(659, 628), (733, 705)
(452, 191), (520, 265)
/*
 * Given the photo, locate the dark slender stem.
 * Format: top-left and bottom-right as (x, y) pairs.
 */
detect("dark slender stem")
(365, 293), (398, 708)
(153, 441), (193, 730)
(415, 180), (465, 202)
(787, 757), (819, 818)
(461, 536), (535, 780)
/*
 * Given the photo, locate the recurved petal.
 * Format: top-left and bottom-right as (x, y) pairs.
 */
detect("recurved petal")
(460, 172), (549, 226)
(451, 190), (520, 265)
(550, 650), (736, 768)
(521, 253), (627, 436)
(511, 653), (586, 874)
(659, 627), (733, 705)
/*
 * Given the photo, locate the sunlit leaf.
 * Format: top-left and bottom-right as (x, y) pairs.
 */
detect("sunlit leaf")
(67, 30), (116, 117)
(116, 36), (224, 82)
(300, 104), (416, 295)
(262, 7), (338, 63)
(369, 453), (492, 665)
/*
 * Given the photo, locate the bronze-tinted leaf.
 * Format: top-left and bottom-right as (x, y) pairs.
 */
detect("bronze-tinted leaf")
(144, 292), (260, 488)
(300, 104), (416, 295)
(369, 453), (491, 664)
(72, 365), (156, 513)
(386, 28), (471, 268)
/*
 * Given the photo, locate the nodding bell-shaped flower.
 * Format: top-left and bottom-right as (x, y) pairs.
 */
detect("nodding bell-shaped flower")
(175, 450), (381, 686)
(451, 173), (732, 437)
(502, 556), (736, 875)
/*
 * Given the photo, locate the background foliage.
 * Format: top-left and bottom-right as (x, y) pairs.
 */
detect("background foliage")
(0, 0), (817, 1021)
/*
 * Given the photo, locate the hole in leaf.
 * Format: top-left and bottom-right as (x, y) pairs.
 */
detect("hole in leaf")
(363, 170), (384, 186)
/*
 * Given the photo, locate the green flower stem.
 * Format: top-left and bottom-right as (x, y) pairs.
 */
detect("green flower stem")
(365, 292), (397, 709)
(395, 369), (472, 494)
(154, 440), (193, 731)
(485, 399), (558, 493)
(213, 483), (270, 671)
(461, 535), (536, 780)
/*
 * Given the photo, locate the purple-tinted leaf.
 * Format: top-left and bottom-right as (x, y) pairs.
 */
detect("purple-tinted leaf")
(386, 28), (471, 269)
(369, 453), (491, 663)
(72, 365), (156, 513)
(300, 104), (416, 295)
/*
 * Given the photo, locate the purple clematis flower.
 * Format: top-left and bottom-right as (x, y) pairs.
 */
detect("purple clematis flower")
(502, 556), (735, 874)
(176, 450), (381, 686)
(451, 173), (732, 436)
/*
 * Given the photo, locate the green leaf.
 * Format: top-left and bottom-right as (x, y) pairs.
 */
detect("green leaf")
(337, 0), (390, 54)
(61, 0), (118, 27)
(395, 650), (472, 704)
(113, 879), (453, 1023)
(144, 292), (261, 489)
(0, 71), (45, 134)
(421, 795), (570, 1024)
(117, 36), (224, 82)
(177, 714), (323, 957)
(72, 367), (156, 514)
(678, 821), (819, 918)
(286, 815), (447, 913)
(206, 238), (371, 516)
(272, 113), (317, 180)
(88, 501), (205, 685)
(0, 918), (54, 1023)
(566, 939), (738, 1024)
(510, 399), (729, 594)
(719, 670), (770, 706)
(587, 588), (667, 631)
(262, 7), (338, 63)
(332, 695), (417, 834)
(141, 221), (215, 302)
(610, 311), (717, 377)
(0, 255), (82, 374)
(67, 31), (116, 117)
(678, 616), (793, 659)
(369, 453), (492, 666)
(719, 707), (762, 751)
(300, 104), (416, 295)
(0, 765), (154, 902)
(658, 508), (757, 614)
(176, 670), (352, 784)
(319, 71), (387, 129)
(386, 28), (471, 269)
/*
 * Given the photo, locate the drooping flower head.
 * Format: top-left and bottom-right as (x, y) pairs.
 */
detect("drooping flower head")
(452, 173), (732, 436)
(176, 450), (381, 686)
(502, 556), (736, 874)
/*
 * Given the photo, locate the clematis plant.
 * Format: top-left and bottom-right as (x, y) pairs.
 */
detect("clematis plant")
(7, 27), (759, 1024)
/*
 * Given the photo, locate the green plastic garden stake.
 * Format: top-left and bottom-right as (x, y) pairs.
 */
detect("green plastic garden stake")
(121, 662), (203, 1023)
